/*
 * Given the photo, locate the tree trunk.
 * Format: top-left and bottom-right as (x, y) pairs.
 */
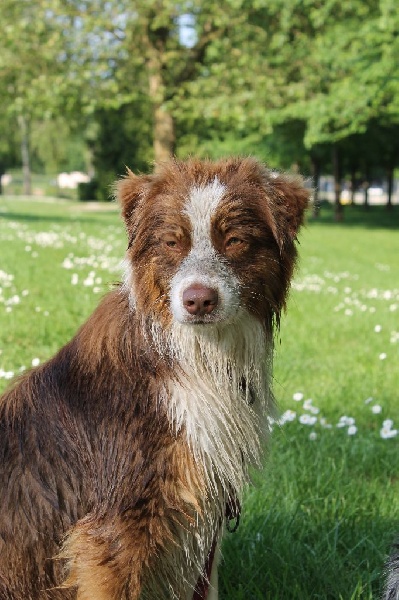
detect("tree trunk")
(153, 105), (175, 164)
(332, 145), (343, 221)
(148, 51), (175, 164)
(0, 165), (4, 195)
(386, 165), (393, 210)
(18, 114), (32, 195)
(310, 155), (321, 217)
(363, 163), (371, 209)
(350, 165), (356, 204)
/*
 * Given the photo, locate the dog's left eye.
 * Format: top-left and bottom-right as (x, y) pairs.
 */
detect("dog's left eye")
(225, 236), (243, 248)
(165, 240), (177, 248)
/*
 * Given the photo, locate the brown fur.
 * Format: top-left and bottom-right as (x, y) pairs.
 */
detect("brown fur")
(0, 157), (309, 599)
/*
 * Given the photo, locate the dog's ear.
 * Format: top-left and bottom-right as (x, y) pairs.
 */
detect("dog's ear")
(116, 168), (154, 245)
(116, 168), (152, 222)
(264, 172), (310, 248)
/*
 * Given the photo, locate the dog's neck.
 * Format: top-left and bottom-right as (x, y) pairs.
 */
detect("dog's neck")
(148, 311), (274, 498)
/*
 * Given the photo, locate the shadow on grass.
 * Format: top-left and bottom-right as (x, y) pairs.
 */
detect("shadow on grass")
(0, 208), (118, 227)
(219, 432), (399, 600)
(310, 202), (399, 230)
(220, 508), (394, 600)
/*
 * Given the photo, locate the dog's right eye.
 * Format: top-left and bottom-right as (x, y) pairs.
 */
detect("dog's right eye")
(165, 240), (177, 248)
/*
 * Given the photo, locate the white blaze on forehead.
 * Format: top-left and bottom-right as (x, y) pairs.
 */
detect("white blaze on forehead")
(169, 177), (239, 324)
(184, 178), (226, 243)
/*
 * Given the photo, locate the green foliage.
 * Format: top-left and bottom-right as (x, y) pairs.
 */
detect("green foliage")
(270, 0), (399, 147)
(89, 99), (153, 197)
(78, 179), (99, 202)
(30, 119), (87, 174)
(0, 0), (398, 193)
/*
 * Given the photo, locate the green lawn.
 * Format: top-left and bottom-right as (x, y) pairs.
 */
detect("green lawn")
(0, 197), (398, 599)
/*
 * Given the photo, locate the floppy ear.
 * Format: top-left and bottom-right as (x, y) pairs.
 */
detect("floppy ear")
(265, 172), (310, 247)
(115, 168), (153, 245)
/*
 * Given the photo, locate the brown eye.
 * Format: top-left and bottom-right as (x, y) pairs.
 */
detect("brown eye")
(165, 239), (177, 248)
(225, 236), (243, 249)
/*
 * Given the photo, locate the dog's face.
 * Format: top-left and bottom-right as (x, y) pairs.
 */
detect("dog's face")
(117, 158), (309, 329)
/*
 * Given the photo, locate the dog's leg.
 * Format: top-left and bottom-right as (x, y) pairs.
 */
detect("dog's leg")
(62, 514), (153, 600)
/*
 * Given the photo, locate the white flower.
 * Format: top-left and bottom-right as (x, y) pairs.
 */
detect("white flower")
(293, 392), (304, 402)
(374, 325), (382, 333)
(380, 428), (398, 439)
(299, 414), (317, 426)
(309, 432), (317, 441)
(380, 419), (397, 439)
(279, 410), (296, 424)
(347, 425), (357, 435)
(5, 295), (20, 306)
(71, 273), (79, 285)
(0, 369), (14, 380)
(31, 358), (40, 367)
(303, 398), (313, 410)
(337, 416), (355, 427)
(379, 353), (387, 360)
(62, 257), (74, 269)
(371, 404), (382, 414)
(364, 397), (373, 405)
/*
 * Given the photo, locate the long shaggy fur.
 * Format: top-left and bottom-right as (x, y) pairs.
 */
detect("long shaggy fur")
(0, 157), (309, 599)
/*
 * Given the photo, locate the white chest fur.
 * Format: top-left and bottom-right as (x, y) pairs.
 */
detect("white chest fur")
(159, 311), (274, 497)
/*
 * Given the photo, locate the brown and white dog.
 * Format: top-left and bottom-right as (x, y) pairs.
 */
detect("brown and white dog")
(0, 157), (309, 599)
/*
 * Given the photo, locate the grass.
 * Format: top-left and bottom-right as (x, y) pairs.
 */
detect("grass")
(1, 197), (398, 599)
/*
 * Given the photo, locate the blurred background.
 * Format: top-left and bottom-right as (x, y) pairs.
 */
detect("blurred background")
(0, 0), (398, 216)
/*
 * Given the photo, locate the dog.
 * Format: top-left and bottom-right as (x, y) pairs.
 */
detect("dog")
(0, 157), (309, 599)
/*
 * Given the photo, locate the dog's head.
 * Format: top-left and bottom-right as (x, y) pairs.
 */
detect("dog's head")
(117, 158), (309, 330)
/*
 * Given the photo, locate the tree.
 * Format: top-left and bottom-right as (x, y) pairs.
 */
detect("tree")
(254, 0), (399, 218)
(0, 119), (19, 194)
(0, 0), (73, 191)
(43, 0), (290, 163)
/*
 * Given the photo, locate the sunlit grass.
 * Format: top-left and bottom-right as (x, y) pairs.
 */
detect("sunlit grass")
(0, 198), (398, 598)
(0, 197), (121, 372)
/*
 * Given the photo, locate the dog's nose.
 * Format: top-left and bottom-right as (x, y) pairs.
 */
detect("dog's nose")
(182, 285), (219, 316)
